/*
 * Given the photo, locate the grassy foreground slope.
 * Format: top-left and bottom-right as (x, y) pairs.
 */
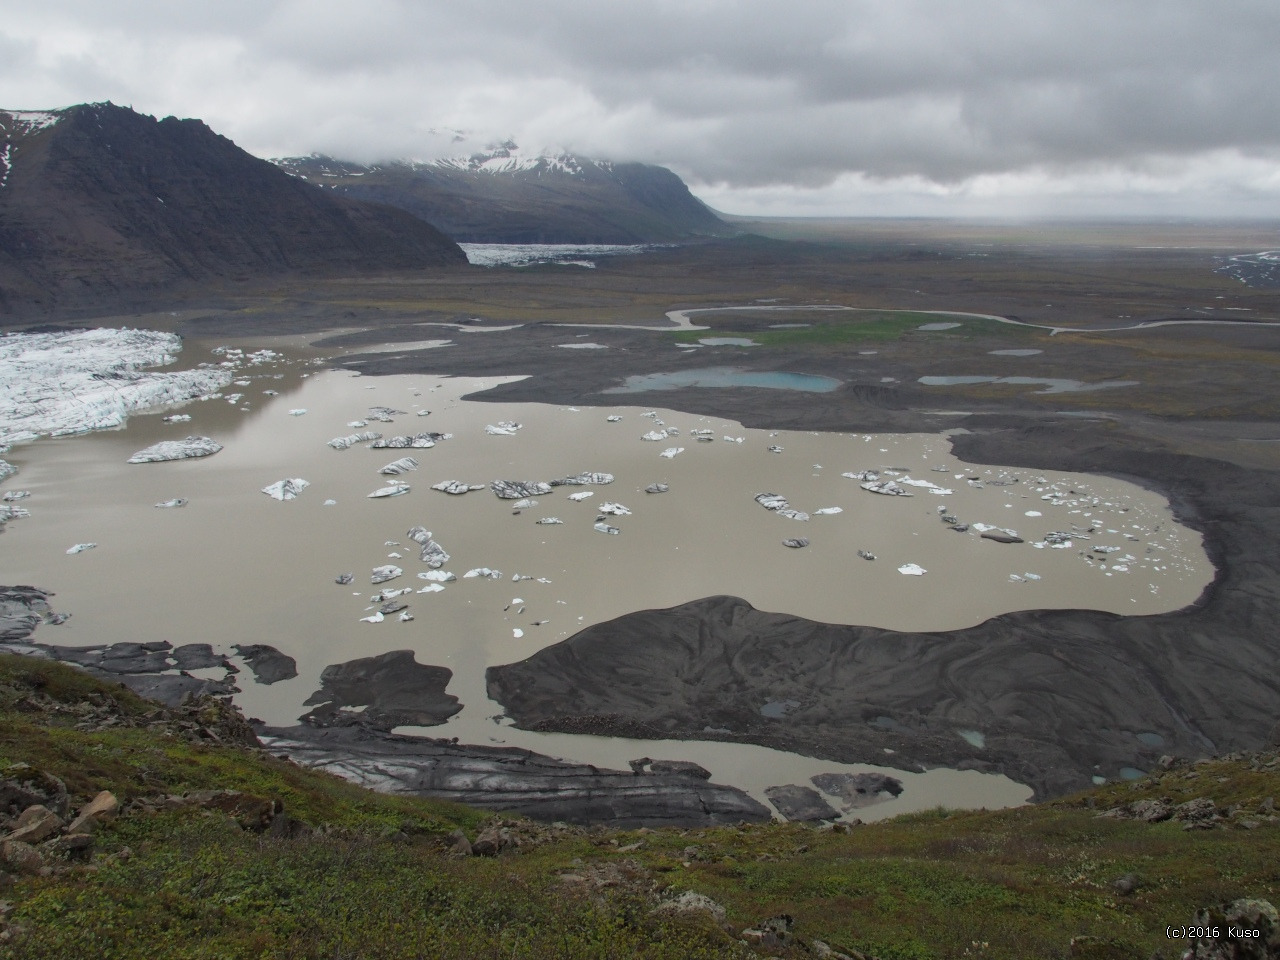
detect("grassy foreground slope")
(0, 654), (1277, 959)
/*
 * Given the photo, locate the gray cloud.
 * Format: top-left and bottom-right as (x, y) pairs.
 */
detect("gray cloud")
(3, 0), (1280, 215)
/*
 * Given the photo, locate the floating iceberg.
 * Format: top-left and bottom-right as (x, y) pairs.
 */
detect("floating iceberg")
(606, 415), (623, 422)
(406, 526), (450, 567)
(162, 414), (191, 423)
(659, 447), (684, 459)
(153, 498), (187, 509)
(485, 421), (522, 435)
(261, 478), (309, 501)
(464, 568), (503, 580)
(368, 483), (410, 498)
(491, 480), (552, 499)
(511, 498), (538, 509)
(550, 472), (615, 486)
(417, 570), (456, 582)
(431, 480), (483, 495)
(365, 406), (406, 422)
(371, 433), (446, 449)
(598, 502), (631, 516)
(335, 573), (354, 584)
(288, 409), (307, 417)
(898, 563), (927, 576)
(860, 480), (912, 497)
(380, 457), (421, 476)
(814, 507), (843, 515)
(536, 517), (564, 524)
(755, 493), (810, 521)
(327, 431), (381, 449)
(2, 490), (29, 501)
(370, 565), (403, 584)
(783, 538), (810, 548)
(641, 430), (669, 441)
(594, 522), (620, 535)
(645, 483), (669, 494)
(567, 491), (594, 502)
(67, 543), (97, 555)
(898, 476), (954, 495)
(128, 436), (223, 464)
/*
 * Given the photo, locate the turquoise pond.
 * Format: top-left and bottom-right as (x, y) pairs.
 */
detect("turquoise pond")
(603, 367), (842, 393)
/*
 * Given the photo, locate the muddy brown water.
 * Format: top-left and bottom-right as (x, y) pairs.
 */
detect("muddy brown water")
(1, 338), (1211, 819)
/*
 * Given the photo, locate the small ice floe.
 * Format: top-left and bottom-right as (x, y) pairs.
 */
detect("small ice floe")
(491, 480), (552, 499)
(417, 409), (431, 417)
(860, 480), (912, 497)
(323, 499), (336, 506)
(606, 415), (623, 422)
(348, 420), (367, 428)
(288, 409), (307, 416)
(431, 480), (483, 495)
(594, 521), (620, 535)
(512, 628), (524, 638)
(162, 414), (191, 423)
(335, 573), (354, 585)
(567, 491), (594, 501)
(0, 505), (30, 526)
(723, 436), (744, 443)
(360, 612), (385, 624)
(843, 470), (878, 482)
(372, 433), (447, 449)
(327, 431), (381, 450)
(645, 483), (669, 494)
(551, 472), (615, 486)
(783, 538), (810, 548)
(1024, 573), (1042, 580)
(767, 445), (783, 453)
(67, 543), (97, 555)
(659, 447), (684, 459)
(387, 552), (402, 559)
(898, 477), (954, 495)
(857, 550), (876, 561)
(464, 568), (503, 579)
(418, 570), (456, 582)
(813, 507), (843, 515)
(512, 498), (538, 509)
(1025, 510), (1043, 517)
(127, 436), (222, 463)
(485, 422), (522, 436)
(154, 498), (187, 508)
(380, 457), (420, 476)
(598, 502), (631, 516)
(3, 491), (30, 501)
(399, 611), (414, 622)
(1009, 574), (1026, 583)
(642, 430), (669, 441)
(897, 563), (927, 576)
(755, 493), (809, 521)
(371, 565), (403, 584)
(536, 517), (564, 524)
(691, 429), (715, 440)
(417, 583), (445, 594)
(368, 483), (410, 498)
(641, 411), (659, 418)
(406, 526), (450, 567)
(261, 478), (309, 501)
(263, 390), (280, 397)
(366, 406), (406, 422)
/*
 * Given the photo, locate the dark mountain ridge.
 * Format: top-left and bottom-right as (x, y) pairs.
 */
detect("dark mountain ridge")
(0, 103), (466, 313)
(274, 142), (734, 244)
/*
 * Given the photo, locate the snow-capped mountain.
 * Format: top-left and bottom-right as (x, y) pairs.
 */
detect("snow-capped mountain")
(273, 142), (732, 244)
(0, 103), (465, 312)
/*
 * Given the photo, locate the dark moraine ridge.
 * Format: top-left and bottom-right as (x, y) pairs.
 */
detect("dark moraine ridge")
(488, 417), (1280, 800)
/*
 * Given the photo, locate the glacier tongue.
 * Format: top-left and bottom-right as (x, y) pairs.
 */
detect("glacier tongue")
(0, 329), (235, 447)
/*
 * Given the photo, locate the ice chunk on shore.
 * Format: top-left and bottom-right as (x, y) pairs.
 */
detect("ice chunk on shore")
(368, 483), (410, 498)
(128, 436), (222, 463)
(261, 478), (309, 501)
(380, 457), (420, 476)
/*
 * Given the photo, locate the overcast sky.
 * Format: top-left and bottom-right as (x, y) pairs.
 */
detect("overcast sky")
(3, 1), (1280, 218)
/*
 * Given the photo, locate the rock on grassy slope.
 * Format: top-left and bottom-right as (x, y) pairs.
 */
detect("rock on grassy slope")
(0, 654), (1277, 959)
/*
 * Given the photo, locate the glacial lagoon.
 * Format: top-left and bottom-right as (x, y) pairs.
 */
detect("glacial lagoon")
(0, 334), (1213, 820)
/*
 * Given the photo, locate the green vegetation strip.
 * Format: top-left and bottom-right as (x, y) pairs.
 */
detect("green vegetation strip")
(1, 656), (1277, 959)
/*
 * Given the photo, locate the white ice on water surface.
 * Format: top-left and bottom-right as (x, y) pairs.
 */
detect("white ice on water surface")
(0, 329), (236, 447)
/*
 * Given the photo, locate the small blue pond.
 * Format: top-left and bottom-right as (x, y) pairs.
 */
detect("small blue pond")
(604, 367), (842, 394)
